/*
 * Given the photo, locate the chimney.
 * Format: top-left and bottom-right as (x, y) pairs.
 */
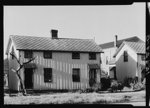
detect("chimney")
(114, 35), (118, 47)
(51, 29), (58, 39)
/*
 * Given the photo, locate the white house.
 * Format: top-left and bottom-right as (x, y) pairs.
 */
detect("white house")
(5, 30), (103, 91)
(99, 36), (144, 79)
(113, 41), (145, 83)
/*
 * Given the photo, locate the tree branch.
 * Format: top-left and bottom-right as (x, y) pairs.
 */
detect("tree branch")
(23, 57), (36, 65)
(10, 53), (21, 65)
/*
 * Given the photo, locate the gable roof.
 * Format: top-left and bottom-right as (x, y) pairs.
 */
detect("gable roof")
(99, 36), (144, 49)
(9, 35), (103, 53)
(113, 41), (145, 57)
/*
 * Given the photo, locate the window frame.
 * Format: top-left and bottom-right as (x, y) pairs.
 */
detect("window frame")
(72, 52), (80, 59)
(72, 68), (80, 82)
(124, 51), (128, 62)
(44, 51), (52, 59)
(141, 54), (145, 61)
(89, 52), (96, 60)
(44, 68), (53, 83)
(24, 50), (33, 58)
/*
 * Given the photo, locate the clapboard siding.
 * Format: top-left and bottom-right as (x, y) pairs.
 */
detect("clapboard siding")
(8, 41), (20, 91)
(19, 51), (101, 90)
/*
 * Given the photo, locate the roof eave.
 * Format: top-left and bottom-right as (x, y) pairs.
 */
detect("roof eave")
(137, 53), (145, 55)
(17, 49), (103, 53)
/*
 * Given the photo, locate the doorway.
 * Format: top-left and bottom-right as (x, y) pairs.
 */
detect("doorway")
(24, 68), (33, 89)
(89, 69), (97, 87)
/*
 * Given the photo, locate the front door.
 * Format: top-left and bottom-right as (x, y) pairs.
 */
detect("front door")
(24, 68), (33, 89)
(89, 69), (97, 87)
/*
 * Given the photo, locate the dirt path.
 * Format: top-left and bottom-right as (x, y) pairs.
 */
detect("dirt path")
(112, 101), (149, 106)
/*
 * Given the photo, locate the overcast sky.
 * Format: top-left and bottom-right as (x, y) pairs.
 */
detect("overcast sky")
(4, 3), (146, 59)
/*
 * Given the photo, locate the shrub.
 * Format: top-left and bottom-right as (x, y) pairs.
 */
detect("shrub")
(118, 83), (124, 91)
(92, 82), (101, 92)
(123, 77), (145, 91)
(123, 77), (138, 88)
(101, 77), (111, 90)
(133, 82), (145, 91)
(110, 80), (118, 92)
(109, 80), (124, 92)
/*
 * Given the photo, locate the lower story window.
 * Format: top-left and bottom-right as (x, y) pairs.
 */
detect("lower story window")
(44, 68), (52, 83)
(72, 68), (80, 82)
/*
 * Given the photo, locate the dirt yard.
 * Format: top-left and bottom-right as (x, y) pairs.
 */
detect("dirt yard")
(4, 90), (146, 105)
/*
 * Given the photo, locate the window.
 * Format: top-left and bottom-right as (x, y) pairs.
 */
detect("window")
(89, 52), (96, 60)
(72, 68), (80, 82)
(124, 51), (128, 62)
(72, 52), (80, 59)
(44, 51), (52, 59)
(44, 68), (52, 83)
(141, 55), (145, 61)
(24, 50), (33, 58)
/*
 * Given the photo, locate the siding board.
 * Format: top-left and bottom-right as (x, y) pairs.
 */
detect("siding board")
(18, 51), (100, 90)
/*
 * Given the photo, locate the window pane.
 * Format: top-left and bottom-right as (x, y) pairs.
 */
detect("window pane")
(89, 53), (96, 60)
(44, 68), (52, 83)
(24, 51), (33, 58)
(124, 51), (128, 62)
(44, 51), (52, 59)
(72, 52), (80, 59)
(72, 68), (80, 82)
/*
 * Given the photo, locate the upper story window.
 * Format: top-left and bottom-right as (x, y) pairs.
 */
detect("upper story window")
(44, 68), (52, 83)
(72, 68), (80, 82)
(89, 52), (96, 60)
(44, 51), (52, 59)
(24, 50), (33, 58)
(72, 52), (80, 59)
(124, 51), (128, 62)
(141, 55), (145, 61)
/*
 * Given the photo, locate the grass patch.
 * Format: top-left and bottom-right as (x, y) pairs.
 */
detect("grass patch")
(4, 90), (145, 104)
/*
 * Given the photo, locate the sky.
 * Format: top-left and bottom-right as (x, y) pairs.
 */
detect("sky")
(4, 3), (146, 59)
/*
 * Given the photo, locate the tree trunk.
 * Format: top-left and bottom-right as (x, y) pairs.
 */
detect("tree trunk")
(16, 72), (27, 96)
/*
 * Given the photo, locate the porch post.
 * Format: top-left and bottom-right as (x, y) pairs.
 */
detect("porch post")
(97, 69), (100, 83)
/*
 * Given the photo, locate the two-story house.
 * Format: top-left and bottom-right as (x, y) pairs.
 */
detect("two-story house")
(99, 36), (144, 79)
(5, 30), (103, 91)
(113, 41), (145, 83)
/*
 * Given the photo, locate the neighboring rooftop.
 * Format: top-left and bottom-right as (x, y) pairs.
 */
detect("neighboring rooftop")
(8, 35), (103, 53)
(99, 36), (144, 49)
(114, 41), (145, 57)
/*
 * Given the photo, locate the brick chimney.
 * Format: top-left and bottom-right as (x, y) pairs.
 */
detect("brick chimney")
(51, 29), (58, 39)
(114, 35), (118, 47)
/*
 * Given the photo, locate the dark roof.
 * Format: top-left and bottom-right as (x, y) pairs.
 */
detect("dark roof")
(10, 35), (103, 53)
(99, 36), (144, 49)
(114, 41), (145, 57)
(110, 66), (116, 71)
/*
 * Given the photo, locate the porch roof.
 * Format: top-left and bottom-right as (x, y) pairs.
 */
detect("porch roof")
(88, 64), (100, 69)
(24, 63), (37, 68)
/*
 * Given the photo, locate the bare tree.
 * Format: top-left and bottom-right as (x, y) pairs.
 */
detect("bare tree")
(10, 52), (36, 96)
